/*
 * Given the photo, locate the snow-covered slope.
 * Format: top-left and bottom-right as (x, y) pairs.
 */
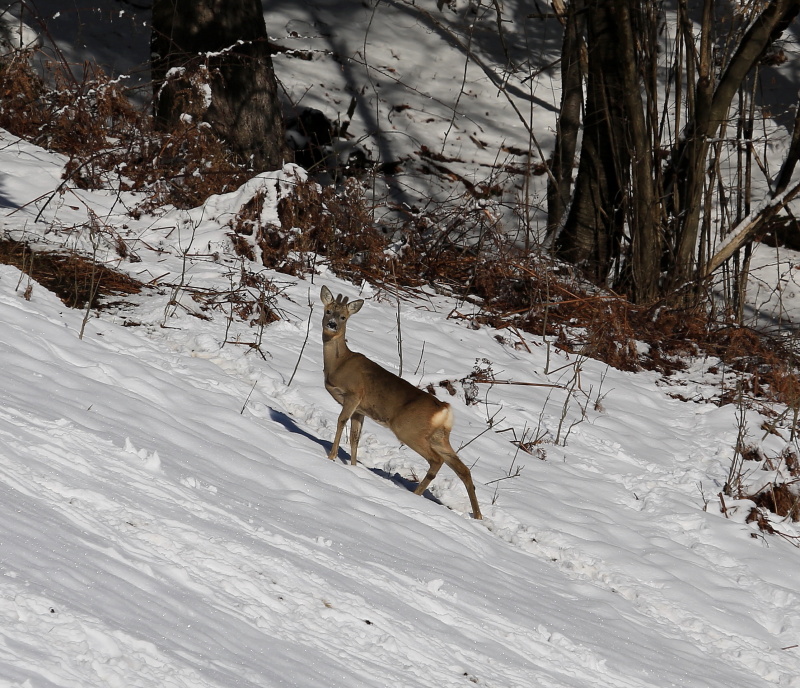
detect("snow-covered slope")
(1, 129), (800, 687)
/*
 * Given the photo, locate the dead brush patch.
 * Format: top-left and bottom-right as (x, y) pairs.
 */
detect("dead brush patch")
(743, 445), (800, 539)
(466, 252), (799, 396)
(0, 51), (142, 168)
(749, 484), (800, 522)
(277, 177), (387, 280)
(228, 177), (398, 282)
(0, 238), (143, 309)
(0, 48), (47, 139)
(124, 123), (249, 212)
(468, 254), (644, 370)
(0, 48), (248, 211)
(758, 359), (800, 410)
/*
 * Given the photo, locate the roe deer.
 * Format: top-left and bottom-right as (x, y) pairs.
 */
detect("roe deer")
(320, 285), (482, 519)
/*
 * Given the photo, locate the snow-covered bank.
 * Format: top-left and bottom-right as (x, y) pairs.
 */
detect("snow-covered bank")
(1, 128), (800, 686)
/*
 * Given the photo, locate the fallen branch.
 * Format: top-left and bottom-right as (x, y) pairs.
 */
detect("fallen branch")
(703, 179), (800, 278)
(471, 377), (564, 389)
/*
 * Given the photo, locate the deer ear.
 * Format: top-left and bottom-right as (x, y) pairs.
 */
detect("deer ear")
(348, 299), (364, 315)
(320, 285), (333, 305)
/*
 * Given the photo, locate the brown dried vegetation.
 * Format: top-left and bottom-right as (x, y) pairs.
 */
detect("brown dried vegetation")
(745, 446), (800, 533)
(228, 177), (396, 283)
(0, 238), (142, 309)
(0, 49), (248, 210)
(750, 484), (800, 522)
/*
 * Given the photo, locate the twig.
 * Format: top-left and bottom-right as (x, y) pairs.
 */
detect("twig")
(78, 213), (102, 340)
(485, 470), (523, 486)
(288, 299), (314, 387)
(511, 325), (531, 353)
(471, 378), (564, 389)
(459, 410), (505, 453)
(413, 340), (426, 376)
(240, 380), (258, 414)
(396, 282), (403, 377)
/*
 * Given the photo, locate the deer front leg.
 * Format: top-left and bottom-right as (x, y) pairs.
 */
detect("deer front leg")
(328, 395), (361, 461)
(349, 412), (364, 465)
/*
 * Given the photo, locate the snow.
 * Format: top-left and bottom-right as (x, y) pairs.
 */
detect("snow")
(1, 128), (800, 687)
(1, 1), (800, 686)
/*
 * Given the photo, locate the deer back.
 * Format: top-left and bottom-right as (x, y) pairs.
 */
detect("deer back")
(327, 349), (445, 427)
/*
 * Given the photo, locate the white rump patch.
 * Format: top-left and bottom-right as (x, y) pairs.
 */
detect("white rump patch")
(431, 404), (453, 431)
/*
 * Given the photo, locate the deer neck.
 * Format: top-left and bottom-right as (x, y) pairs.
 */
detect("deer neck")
(322, 332), (352, 375)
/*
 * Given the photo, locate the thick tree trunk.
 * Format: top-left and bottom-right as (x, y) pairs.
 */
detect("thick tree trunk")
(555, 0), (628, 285)
(151, 0), (287, 172)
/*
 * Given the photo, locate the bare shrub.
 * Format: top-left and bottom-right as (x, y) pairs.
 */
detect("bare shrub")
(750, 484), (800, 522)
(126, 122), (248, 212)
(742, 444), (800, 541)
(0, 47), (248, 210)
(0, 48), (46, 138)
(249, 177), (392, 281)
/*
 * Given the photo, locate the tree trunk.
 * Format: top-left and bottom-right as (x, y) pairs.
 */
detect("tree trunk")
(551, 0), (800, 303)
(774, 92), (800, 196)
(614, 0), (661, 303)
(555, 0), (629, 286)
(151, 0), (287, 172)
(668, 0), (800, 291)
(546, 0), (585, 242)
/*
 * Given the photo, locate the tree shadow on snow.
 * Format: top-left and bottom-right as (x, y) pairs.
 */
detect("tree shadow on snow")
(268, 407), (441, 504)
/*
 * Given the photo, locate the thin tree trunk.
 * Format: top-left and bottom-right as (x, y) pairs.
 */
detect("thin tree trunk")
(547, 0), (585, 241)
(704, 180), (800, 277)
(774, 92), (800, 196)
(614, 0), (660, 303)
(669, 0), (800, 291)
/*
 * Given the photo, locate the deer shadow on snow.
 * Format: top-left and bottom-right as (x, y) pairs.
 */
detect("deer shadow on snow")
(267, 407), (443, 506)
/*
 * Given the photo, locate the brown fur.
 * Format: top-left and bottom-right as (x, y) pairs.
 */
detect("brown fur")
(320, 285), (482, 519)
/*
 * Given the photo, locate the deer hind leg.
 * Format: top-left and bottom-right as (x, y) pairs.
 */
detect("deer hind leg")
(430, 435), (482, 520)
(349, 412), (364, 466)
(413, 452), (444, 497)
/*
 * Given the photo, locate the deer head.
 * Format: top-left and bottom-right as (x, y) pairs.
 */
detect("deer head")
(320, 285), (363, 342)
